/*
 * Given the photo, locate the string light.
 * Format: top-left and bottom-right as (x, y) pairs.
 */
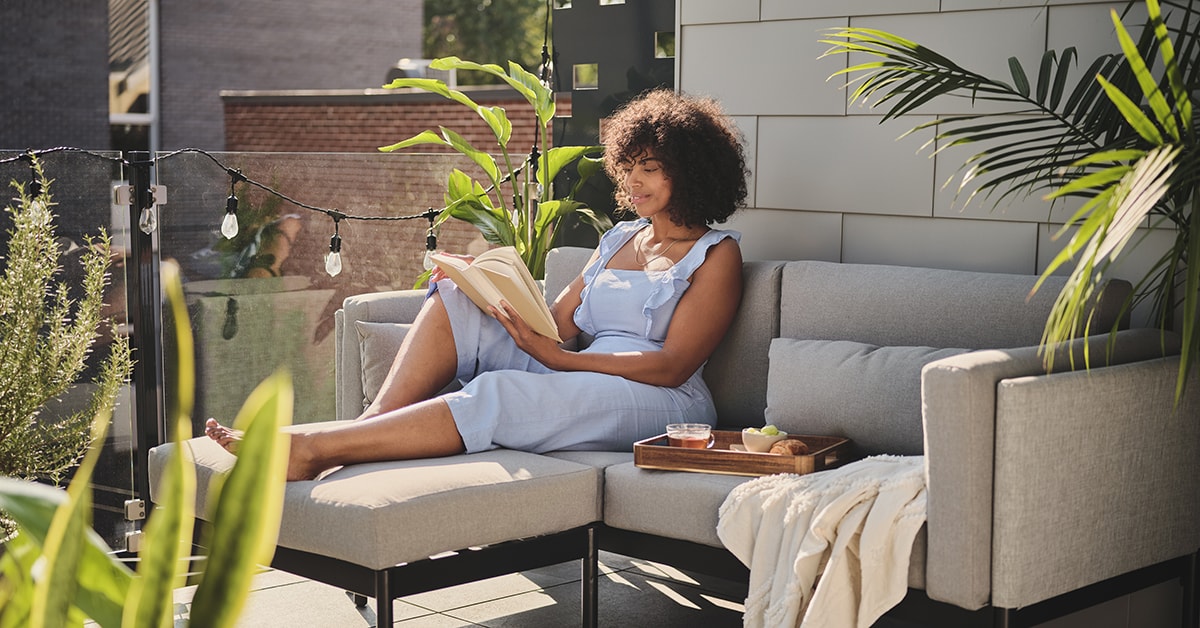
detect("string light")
(1, 147), (519, 279)
(221, 169), (245, 239)
(325, 213), (343, 277)
(422, 209), (439, 271)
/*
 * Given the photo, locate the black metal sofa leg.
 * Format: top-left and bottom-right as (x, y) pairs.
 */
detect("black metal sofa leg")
(375, 569), (393, 627)
(1185, 550), (1199, 628)
(582, 526), (599, 628)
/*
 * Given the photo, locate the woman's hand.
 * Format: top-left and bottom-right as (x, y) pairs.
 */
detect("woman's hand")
(428, 252), (474, 283)
(489, 300), (564, 367)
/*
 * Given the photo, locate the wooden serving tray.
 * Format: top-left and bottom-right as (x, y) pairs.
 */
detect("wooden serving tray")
(634, 430), (850, 477)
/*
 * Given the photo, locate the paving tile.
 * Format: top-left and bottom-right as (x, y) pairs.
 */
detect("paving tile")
(445, 569), (745, 628)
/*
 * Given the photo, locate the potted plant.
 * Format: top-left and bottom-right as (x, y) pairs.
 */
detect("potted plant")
(0, 157), (134, 541)
(379, 57), (612, 281)
(821, 0), (1199, 397)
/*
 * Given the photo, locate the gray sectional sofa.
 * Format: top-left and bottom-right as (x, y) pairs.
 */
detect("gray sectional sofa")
(150, 247), (1200, 627)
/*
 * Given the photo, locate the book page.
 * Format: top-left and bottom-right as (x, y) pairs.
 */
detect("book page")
(478, 266), (562, 342)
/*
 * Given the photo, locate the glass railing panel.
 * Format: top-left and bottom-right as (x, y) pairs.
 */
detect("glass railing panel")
(0, 149), (136, 551)
(153, 151), (480, 430)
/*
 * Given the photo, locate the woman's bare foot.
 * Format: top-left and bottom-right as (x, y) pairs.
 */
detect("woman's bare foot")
(204, 417), (326, 481)
(205, 418), (242, 453)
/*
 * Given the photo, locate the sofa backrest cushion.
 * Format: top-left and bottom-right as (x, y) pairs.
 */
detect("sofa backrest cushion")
(778, 261), (1129, 349)
(765, 338), (971, 456)
(703, 260), (785, 429)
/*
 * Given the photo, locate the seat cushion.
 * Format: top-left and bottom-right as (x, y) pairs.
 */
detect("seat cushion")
(149, 428), (603, 570)
(603, 462), (926, 588)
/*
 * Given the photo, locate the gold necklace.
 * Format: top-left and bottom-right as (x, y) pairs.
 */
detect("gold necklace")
(635, 231), (687, 266)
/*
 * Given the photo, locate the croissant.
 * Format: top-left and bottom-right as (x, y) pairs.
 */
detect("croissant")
(769, 439), (809, 456)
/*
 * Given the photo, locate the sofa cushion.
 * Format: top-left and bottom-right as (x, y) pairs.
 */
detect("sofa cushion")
(777, 261), (1130, 350)
(765, 339), (969, 456)
(148, 428), (603, 570)
(354, 320), (411, 409)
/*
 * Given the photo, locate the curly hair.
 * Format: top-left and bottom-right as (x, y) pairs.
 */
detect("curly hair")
(603, 89), (748, 228)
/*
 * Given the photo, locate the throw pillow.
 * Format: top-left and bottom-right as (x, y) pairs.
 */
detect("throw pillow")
(354, 321), (411, 407)
(765, 338), (970, 456)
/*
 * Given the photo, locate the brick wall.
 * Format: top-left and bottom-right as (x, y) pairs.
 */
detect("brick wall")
(217, 87), (575, 284)
(223, 87), (572, 155)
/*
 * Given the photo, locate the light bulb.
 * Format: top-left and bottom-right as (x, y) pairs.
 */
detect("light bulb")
(325, 232), (343, 277)
(325, 251), (343, 277)
(139, 206), (157, 234)
(423, 248), (439, 271)
(221, 211), (239, 239)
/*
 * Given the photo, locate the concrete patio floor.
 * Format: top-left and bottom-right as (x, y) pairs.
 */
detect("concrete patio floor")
(171, 551), (750, 627)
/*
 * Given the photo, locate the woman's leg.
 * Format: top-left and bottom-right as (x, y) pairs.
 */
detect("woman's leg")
(206, 398), (465, 480)
(361, 292), (459, 418)
(205, 291), (467, 479)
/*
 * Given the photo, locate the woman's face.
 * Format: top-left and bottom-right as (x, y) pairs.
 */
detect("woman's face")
(623, 151), (672, 220)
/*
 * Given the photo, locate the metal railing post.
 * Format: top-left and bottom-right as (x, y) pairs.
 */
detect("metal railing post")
(124, 150), (165, 504)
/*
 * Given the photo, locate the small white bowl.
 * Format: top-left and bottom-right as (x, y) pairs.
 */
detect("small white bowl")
(742, 428), (788, 453)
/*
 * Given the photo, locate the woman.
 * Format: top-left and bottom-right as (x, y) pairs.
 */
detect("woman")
(206, 88), (749, 480)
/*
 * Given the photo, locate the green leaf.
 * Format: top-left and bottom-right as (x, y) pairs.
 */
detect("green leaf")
(439, 127), (501, 185)
(539, 146), (603, 189)
(1009, 57), (1030, 98)
(378, 129), (450, 153)
(380, 77), (483, 115)
(446, 198), (516, 246)
(188, 369), (292, 628)
(0, 531), (37, 628)
(1109, 7), (1178, 141)
(1096, 75), (1163, 144)
(123, 262), (196, 628)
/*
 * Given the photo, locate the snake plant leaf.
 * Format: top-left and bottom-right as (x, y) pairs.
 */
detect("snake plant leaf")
(188, 369), (292, 628)
(123, 262), (196, 628)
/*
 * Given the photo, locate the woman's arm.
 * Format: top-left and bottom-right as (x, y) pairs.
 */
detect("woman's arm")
(492, 238), (743, 387)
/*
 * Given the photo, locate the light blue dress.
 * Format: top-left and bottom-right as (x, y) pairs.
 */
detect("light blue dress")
(435, 219), (740, 453)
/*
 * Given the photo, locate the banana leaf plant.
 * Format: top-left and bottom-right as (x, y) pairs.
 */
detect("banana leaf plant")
(379, 57), (612, 281)
(0, 262), (292, 628)
(820, 0), (1199, 399)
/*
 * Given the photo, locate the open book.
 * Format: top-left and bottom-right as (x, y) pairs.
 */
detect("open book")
(430, 247), (563, 342)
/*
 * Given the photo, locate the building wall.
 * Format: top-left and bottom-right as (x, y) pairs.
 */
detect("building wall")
(679, 0), (1171, 328)
(677, 1), (1183, 625)
(222, 87), (570, 155)
(159, 0), (423, 150)
(0, 0), (110, 150)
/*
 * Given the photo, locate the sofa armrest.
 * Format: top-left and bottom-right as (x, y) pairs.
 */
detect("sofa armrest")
(920, 328), (1186, 609)
(336, 289), (429, 421)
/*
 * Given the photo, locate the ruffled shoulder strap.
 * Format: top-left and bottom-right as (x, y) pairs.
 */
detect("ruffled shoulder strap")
(642, 227), (742, 320)
(580, 218), (648, 286)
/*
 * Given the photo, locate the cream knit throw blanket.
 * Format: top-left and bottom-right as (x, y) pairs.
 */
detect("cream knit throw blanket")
(717, 455), (926, 628)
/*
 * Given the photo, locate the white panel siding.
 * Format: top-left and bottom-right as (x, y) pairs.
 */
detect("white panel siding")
(680, 19), (847, 116)
(756, 115), (935, 215)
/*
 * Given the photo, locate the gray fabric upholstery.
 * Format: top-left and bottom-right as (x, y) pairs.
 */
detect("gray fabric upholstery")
(336, 289), (428, 421)
(921, 328), (1183, 609)
(765, 339), (969, 456)
(704, 260), (785, 429)
(778, 261), (1130, 349)
(170, 246), (1191, 616)
(150, 430), (602, 570)
(990, 355), (1200, 608)
(354, 321), (411, 410)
